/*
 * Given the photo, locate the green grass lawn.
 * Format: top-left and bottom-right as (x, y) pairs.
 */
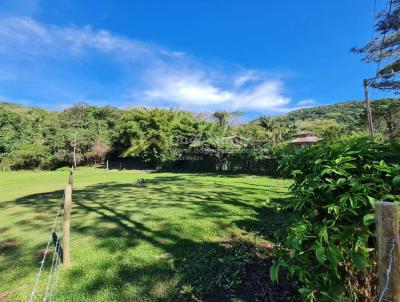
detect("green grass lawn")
(0, 168), (292, 301)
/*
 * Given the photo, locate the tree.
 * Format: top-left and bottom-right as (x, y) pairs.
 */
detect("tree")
(258, 116), (296, 144)
(90, 139), (110, 164)
(188, 136), (237, 172)
(2, 97), (396, 171)
(371, 98), (400, 139)
(297, 119), (345, 138)
(237, 122), (267, 141)
(212, 111), (231, 133)
(59, 104), (119, 167)
(257, 116), (276, 143)
(211, 111), (243, 134)
(352, 0), (400, 90)
(258, 116), (273, 132)
(114, 108), (212, 168)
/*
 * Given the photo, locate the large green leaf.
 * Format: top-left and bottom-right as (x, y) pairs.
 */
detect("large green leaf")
(269, 261), (281, 282)
(315, 244), (326, 264)
(319, 225), (329, 244)
(363, 213), (374, 226)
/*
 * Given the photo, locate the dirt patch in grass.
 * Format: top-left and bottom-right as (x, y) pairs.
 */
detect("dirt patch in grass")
(176, 233), (299, 301)
(234, 251), (299, 301)
(35, 246), (56, 260)
(0, 292), (10, 302)
(0, 240), (17, 251)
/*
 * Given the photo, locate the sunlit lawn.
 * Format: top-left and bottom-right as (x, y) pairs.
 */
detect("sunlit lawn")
(0, 168), (291, 301)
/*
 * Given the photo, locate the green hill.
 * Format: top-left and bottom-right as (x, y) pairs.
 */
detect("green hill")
(287, 100), (365, 127)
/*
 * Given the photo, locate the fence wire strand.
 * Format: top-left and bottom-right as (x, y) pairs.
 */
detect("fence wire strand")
(28, 193), (64, 302)
(378, 238), (397, 302)
(49, 240), (62, 302)
(51, 225), (63, 301)
(43, 219), (63, 302)
(47, 222), (63, 302)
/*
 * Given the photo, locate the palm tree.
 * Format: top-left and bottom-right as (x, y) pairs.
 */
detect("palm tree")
(258, 116), (277, 143)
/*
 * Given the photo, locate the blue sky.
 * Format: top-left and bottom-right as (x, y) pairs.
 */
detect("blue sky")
(0, 0), (393, 117)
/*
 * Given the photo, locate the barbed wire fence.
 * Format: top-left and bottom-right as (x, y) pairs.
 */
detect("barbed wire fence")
(28, 171), (73, 302)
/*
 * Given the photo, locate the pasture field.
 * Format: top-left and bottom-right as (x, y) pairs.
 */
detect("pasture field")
(0, 168), (292, 301)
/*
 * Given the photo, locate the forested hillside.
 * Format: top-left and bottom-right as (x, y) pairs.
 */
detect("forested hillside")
(287, 98), (400, 137)
(287, 100), (365, 128)
(0, 98), (399, 171)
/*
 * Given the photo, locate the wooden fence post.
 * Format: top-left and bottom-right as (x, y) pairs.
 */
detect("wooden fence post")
(375, 201), (400, 301)
(63, 184), (72, 268)
(68, 170), (73, 187)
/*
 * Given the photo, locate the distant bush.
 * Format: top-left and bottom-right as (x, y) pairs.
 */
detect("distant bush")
(270, 134), (400, 301)
(0, 143), (49, 170)
(55, 166), (72, 171)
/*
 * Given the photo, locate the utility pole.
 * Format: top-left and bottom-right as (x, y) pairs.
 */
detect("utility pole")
(363, 79), (374, 139)
(73, 130), (77, 170)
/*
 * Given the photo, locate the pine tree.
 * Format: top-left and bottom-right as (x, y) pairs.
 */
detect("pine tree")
(352, 0), (400, 90)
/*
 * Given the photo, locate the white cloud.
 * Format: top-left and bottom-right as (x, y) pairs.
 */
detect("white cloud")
(0, 17), (152, 58)
(0, 17), (307, 112)
(139, 68), (290, 111)
(143, 70), (233, 106)
(235, 80), (291, 110)
(159, 50), (187, 58)
(233, 70), (260, 87)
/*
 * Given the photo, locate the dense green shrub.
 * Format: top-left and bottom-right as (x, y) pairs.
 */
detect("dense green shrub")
(0, 143), (50, 170)
(270, 135), (400, 301)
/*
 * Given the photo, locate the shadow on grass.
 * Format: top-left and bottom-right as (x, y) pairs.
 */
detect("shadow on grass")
(7, 174), (297, 301)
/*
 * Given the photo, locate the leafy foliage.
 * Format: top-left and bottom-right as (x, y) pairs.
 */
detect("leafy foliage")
(0, 102), (120, 170)
(369, 98), (400, 139)
(257, 116), (297, 143)
(0, 101), (280, 171)
(1, 98), (399, 171)
(287, 99), (400, 139)
(287, 101), (366, 131)
(113, 107), (216, 167)
(270, 135), (400, 301)
(296, 119), (345, 138)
